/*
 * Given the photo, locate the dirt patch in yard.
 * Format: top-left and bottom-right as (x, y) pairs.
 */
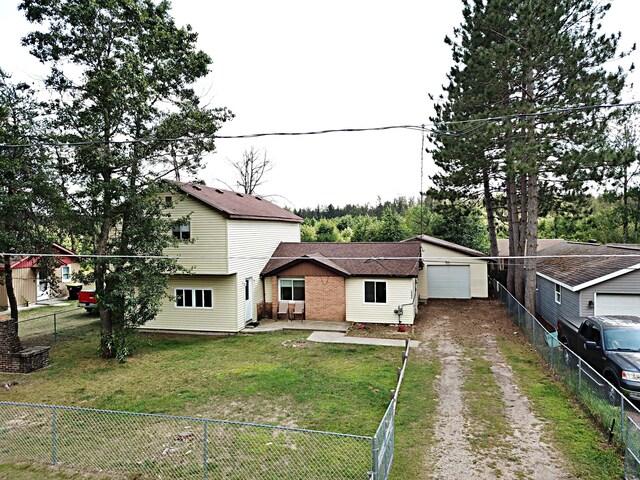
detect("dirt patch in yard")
(414, 299), (569, 479)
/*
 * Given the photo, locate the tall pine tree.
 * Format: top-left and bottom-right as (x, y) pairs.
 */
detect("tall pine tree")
(432, 0), (629, 311)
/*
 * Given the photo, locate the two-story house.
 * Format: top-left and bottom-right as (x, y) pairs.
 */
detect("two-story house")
(144, 182), (302, 333)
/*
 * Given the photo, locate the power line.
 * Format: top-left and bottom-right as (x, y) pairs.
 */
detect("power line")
(0, 99), (637, 149)
(6, 252), (640, 262)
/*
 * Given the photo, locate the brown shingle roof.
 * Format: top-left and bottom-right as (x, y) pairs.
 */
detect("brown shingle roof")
(175, 182), (303, 223)
(537, 242), (640, 289)
(404, 234), (486, 258)
(261, 242), (422, 278)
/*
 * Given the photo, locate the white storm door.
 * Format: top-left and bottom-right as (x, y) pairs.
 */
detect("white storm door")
(244, 277), (254, 323)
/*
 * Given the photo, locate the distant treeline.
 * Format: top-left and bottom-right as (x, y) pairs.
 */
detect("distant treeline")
(294, 196), (418, 220)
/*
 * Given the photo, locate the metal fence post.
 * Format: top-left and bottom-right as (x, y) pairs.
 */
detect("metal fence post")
(625, 416), (632, 478)
(578, 358), (582, 391)
(52, 405), (57, 465)
(549, 337), (555, 370)
(371, 435), (379, 480)
(621, 394), (626, 441)
(203, 419), (208, 480)
(53, 313), (58, 341)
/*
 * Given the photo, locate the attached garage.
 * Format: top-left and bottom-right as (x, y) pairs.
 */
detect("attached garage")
(595, 294), (640, 316)
(427, 265), (471, 299)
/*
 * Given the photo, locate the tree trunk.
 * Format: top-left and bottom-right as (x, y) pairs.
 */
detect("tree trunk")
(506, 173), (517, 294)
(3, 255), (19, 322)
(524, 171), (538, 314)
(623, 165), (629, 243)
(483, 167), (499, 258)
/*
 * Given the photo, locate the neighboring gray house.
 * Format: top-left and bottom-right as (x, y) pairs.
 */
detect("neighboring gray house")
(535, 242), (640, 327)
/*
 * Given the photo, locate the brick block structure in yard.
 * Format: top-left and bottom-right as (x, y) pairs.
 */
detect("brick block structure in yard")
(0, 317), (50, 373)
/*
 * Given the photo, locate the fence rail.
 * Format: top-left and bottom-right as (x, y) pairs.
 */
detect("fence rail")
(17, 307), (95, 343)
(0, 339), (411, 479)
(494, 280), (640, 479)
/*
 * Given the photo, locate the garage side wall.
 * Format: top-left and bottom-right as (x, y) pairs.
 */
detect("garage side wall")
(420, 242), (488, 299)
(536, 275), (580, 327)
(579, 269), (640, 317)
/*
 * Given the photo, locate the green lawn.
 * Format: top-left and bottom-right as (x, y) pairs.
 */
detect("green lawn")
(0, 315), (436, 478)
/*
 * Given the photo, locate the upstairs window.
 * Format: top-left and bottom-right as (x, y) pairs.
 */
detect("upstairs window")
(172, 223), (191, 240)
(555, 284), (562, 305)
(364, 280), (387, 304)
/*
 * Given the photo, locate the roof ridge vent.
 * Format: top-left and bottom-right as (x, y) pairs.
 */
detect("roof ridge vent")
(236, 192), (244, 197)
(255, 196), (262, 201)
(215, 188), (224, 194)
(192, 184), (202, 191)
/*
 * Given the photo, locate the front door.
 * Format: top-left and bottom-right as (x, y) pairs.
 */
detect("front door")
(36, 270), (49, 301)
(244, 277), (254, 324)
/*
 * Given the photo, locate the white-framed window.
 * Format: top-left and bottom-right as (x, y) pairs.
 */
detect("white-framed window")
(279, 279), (305, 301)
(61, 265), (71, 282)
(172, 223), (191, 240)
(175, 288), (213, 308)
(364, 280), (387, 304)
(555, 284), (562, 305)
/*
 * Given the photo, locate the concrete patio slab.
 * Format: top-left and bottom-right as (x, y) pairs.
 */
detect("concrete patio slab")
(241, 319), (349, 334)
(307, 331), (420, 348)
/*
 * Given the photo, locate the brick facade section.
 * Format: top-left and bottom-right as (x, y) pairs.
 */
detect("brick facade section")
(267, 274), (346, 322)
(305, 276), (345, 321)
(0, 318), (50, 373)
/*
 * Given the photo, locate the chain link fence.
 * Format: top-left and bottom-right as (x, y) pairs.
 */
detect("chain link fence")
(0, 401), (374, 479)
(0, 341), (410, 479)
(17, 307), (97, 344)
(494, 280), (640, 479)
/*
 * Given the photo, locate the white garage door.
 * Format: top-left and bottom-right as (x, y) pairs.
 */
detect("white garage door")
(595, 294), (640, 316)
(427, 265), (471, 299)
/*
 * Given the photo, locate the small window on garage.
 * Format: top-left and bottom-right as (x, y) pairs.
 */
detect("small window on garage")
(555, 284), (562, 305)
(364, 280), (387, 304)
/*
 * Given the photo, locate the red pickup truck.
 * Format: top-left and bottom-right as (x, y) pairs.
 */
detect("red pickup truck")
(78, 290), (97, 312)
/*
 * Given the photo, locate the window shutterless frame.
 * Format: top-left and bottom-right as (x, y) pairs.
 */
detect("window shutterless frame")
(174, 288), (213, 309)
(278, 278), (305, 301)
(363, 280), (387, 304)
(61, 265), (71, 282)
(555, 283), (562, 305)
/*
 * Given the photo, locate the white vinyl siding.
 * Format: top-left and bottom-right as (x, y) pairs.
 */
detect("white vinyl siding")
(146, 275), (237, 332)
(346, 278), (415, 324)
(595, 294), (640, 316)
(163, 195), (229, 274)
(427, 265), (471, 299)
(227, 219), (300, 330)
(418, 242), (488, 299)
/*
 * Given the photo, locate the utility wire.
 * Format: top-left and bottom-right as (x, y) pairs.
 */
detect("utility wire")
(0, 100), (638, 149)
(6, 252), (640, 262)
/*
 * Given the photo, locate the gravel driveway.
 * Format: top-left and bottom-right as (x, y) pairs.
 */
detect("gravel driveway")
(414, 299), (569, 479)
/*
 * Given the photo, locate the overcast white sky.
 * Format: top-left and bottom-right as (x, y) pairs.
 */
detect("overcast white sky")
(1, 1), (638, 210)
